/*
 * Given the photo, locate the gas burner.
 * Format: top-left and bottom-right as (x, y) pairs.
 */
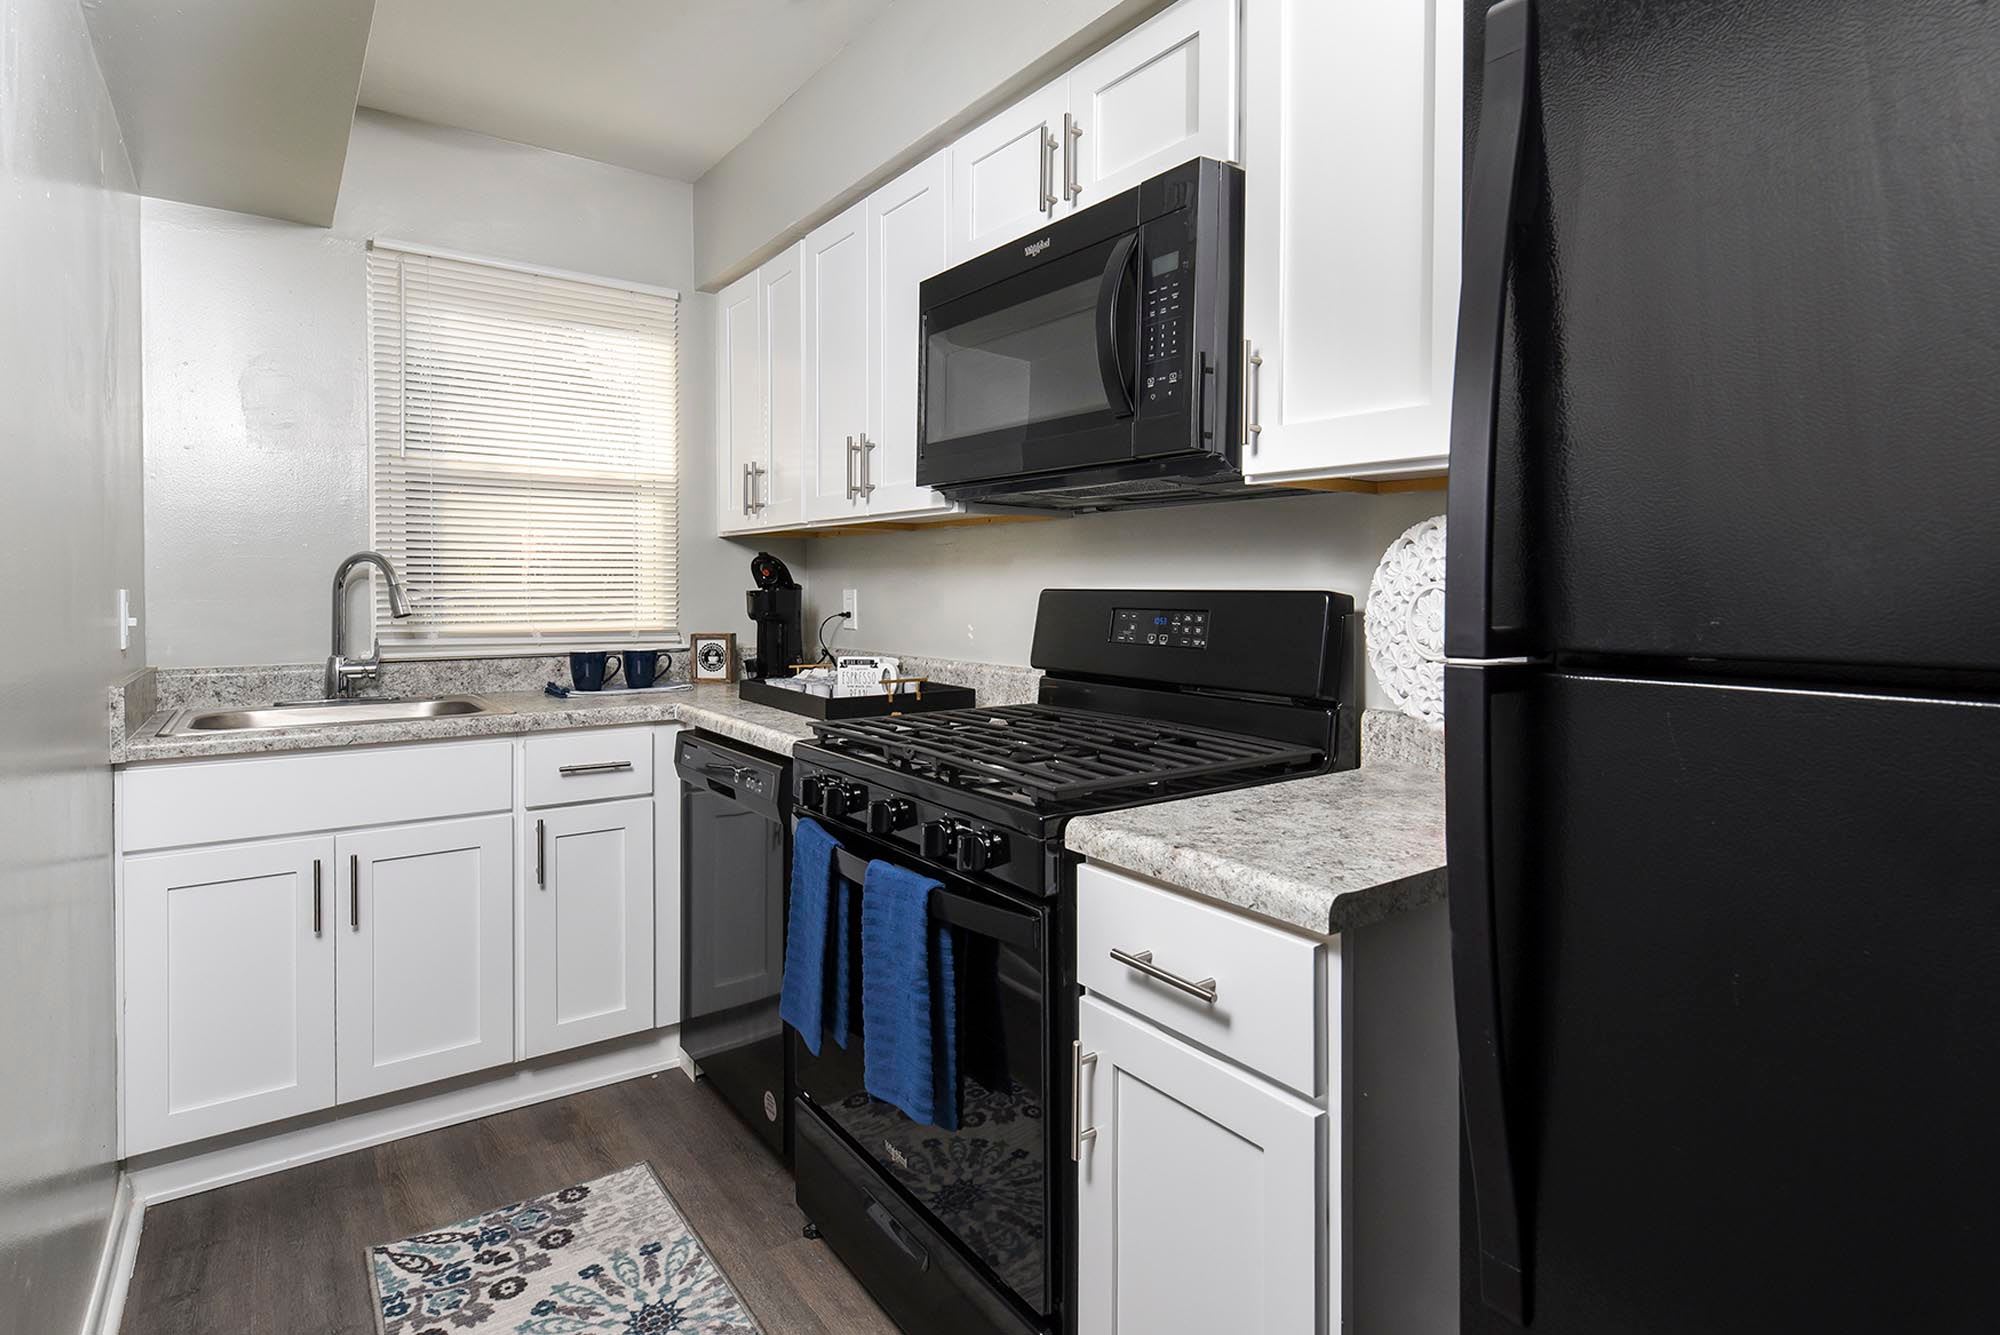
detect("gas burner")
(811, 703), (1324, 811)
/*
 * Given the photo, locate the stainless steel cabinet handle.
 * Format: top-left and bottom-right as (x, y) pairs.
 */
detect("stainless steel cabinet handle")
(349, 854), (360, 928)
(750, 462), (767, 513)
(1063, 112), (1082, 202)
(1109, 947), (1219, 1003)
(1040, 125), (1058, 214)
(558, 761), (634, 776)
(742, 463), (754, 517)
(536, 818), (546, 888)
(858, 433), (877, 498)
(844, 434), (859, 500)
(1072, 1039), (1099, 1161)
(312, 859), (323, 936)
(1242, 340), (1264, 452)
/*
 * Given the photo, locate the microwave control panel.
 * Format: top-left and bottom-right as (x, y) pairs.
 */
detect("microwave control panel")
(1111, 606), (1210, 649)
(1140, 245), (1192, 410)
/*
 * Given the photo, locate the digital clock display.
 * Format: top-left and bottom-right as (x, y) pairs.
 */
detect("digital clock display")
(1111, 606), (1209, 649)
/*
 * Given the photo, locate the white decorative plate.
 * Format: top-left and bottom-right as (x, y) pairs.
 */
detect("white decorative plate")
(1366, 515), (1447, 727)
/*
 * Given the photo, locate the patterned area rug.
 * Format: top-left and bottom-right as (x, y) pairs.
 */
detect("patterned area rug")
(369, 1164), (762, 1334)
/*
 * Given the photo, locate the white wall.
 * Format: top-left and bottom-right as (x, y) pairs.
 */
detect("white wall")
(693, 0), (1167, 287)
(142, 109), (773, 666)
(0, 0), (146, 1327)
(802, 491), (1444, 705)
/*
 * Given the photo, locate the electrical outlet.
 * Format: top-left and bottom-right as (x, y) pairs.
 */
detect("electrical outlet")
(842, 588), (860, 631)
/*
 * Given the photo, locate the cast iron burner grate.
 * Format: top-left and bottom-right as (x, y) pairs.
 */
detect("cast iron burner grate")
(810, 704), (1321, 805)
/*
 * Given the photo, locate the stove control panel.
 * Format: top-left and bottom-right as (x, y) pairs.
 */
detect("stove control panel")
(1111, 605), (1209, 649)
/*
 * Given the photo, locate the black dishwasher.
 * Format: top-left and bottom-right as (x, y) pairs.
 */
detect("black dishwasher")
(675, 731), (792, 1160)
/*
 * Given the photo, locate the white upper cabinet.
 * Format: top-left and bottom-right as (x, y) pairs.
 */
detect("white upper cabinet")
(803, 199), (872, 523)
(334, 815), (515, 1103)
(714, 268), (766, 536)
(1066, 0), (1239, 210)
(123, 836), (337, 1154)
(759, 244), (807, 529)
(865, 151), (956, 518)
(947, 80), (1067, 266)
(1240, 0), (1463, 482)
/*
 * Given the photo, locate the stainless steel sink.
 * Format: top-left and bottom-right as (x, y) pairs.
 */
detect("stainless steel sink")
(163, 695), (511, 734)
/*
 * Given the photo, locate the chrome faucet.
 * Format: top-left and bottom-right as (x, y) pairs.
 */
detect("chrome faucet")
(326, 551), (413, 698)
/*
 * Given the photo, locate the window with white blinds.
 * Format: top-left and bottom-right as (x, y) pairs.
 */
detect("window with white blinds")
(367, 242), (679, 653)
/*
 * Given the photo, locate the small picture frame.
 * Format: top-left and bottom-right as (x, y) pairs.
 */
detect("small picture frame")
(689, 632), (737, 684)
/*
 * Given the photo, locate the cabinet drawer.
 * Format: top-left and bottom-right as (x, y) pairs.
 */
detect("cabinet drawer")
(122, 740), (514, 852)
(524, 728), (654, 807)
(1077, 861), (1320, 1097)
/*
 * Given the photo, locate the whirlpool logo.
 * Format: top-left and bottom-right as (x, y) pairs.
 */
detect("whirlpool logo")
(1024, 236), (1052, 258)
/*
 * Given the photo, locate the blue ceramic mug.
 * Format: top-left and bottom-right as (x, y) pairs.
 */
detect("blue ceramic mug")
(568, 651), (623, 691)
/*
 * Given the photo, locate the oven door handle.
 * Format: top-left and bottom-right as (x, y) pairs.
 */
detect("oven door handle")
(1095, 232), (1139, 420)
(831, 844), (1043, 952)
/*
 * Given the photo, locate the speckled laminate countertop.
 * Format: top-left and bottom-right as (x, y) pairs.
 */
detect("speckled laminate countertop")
(117, 683), (821, 764)
(1065, 756), (1446, 939)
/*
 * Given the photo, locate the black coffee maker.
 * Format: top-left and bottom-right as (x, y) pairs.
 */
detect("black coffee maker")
(745, 552), (803, 680)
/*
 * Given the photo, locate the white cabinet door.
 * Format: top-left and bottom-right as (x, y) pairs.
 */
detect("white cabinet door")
(1240, 0), (1462, 482)
(714, 267), (766, 536)
(1067, 0), (1239, 210)
(948, 79), (1067, 264)
(865, 150), (958, 520)
(802, 200), (872, 522)
(758, 244), (806, 529)
(123, 836), (336, 1154)
(522, 797), (655, 1057)
(1076, 996), (1321, 1335)
(334, 815), (514, 1102)
(653, 725), (684, 1028)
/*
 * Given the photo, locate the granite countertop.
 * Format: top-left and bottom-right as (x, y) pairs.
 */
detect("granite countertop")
(1066, 744), (1446, 939)
(117, 683), (821, 764)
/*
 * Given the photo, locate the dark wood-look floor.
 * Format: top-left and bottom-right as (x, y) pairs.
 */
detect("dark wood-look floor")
(121, 1073), (898, 1335)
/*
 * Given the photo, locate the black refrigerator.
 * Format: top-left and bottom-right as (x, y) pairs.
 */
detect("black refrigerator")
(1447, 2), (2000, 1332)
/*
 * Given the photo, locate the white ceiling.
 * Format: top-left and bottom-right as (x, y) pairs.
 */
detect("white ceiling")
(357, 0), (895, 183)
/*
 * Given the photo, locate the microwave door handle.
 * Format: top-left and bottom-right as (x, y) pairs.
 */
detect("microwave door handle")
(1095, 233), (1140, 419)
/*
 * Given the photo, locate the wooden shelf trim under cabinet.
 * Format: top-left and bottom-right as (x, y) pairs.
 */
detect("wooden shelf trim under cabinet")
(750, 512), (1061, 539)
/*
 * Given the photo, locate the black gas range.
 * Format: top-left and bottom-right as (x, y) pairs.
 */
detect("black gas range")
(788, 589), (1356, 1335)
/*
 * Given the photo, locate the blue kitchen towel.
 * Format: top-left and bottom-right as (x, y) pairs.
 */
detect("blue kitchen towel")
(860, 859), (960, 1130)
(779, 818), (853, 1055)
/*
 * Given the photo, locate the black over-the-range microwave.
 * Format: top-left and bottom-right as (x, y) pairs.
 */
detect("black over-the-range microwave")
(917, 157), (1272, 511)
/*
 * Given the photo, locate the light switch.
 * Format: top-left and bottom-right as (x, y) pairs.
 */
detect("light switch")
(118, 588), (139, 653)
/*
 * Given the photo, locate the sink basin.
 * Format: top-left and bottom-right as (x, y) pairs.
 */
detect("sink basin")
(164, 695), (511, 734)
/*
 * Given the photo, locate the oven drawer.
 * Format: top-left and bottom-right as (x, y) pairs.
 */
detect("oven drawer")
(794, 1104), (1042, 1335)
(524, 728), (654, 807)
(1077, 861), (1321, 1098)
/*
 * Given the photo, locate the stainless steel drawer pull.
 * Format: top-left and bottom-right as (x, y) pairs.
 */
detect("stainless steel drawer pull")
(312, 859), (323, 936)
(557, 761), (634, 776)
(1109, 948), (1219, 1003)
(1071, 1039), (1100, 1162)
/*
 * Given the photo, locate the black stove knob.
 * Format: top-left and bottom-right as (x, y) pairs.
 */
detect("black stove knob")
(798, 774), (827, 809)
(818, 780), (865, 819)
(920, 819), (959, 863)
(954, 828), (1009, 873)
(868, 798), (916, 835)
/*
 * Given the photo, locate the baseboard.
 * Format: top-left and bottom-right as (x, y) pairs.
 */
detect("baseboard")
(79, 1174), (142, 1335)
(127, 1027), (688, 1208)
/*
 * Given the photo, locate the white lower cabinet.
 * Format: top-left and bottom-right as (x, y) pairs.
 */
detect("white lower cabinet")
(124, 836), (337, 1155)
(522, 796), (655, 1058)
(120, 727), (681, 1156)
(335, 815), (515, 1102)
(1076, 995), (1323, 1334)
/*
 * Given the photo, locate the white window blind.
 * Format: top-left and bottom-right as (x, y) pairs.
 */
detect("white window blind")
(368, 242), (679, 653)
